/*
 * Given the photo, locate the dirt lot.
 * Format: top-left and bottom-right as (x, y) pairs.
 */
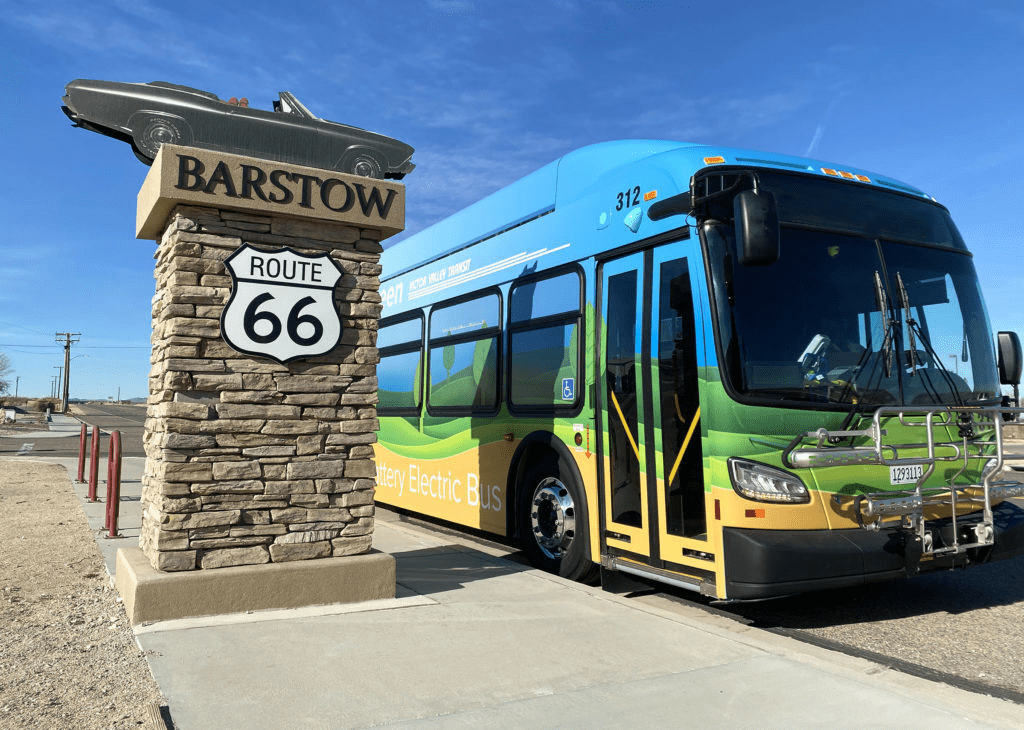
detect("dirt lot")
(0, 459), (166, 729)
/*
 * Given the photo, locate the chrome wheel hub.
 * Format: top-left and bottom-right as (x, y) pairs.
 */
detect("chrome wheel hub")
(530, 477), (576, 560)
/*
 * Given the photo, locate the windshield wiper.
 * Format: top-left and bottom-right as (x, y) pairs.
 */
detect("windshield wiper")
(873, 271), (895, 378)
(895, 273), (918, 376)
(833, 273), (896, 438)
(894, 271), (965, 407)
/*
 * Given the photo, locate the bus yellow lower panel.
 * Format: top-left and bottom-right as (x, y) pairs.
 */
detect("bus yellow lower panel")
(374, 442), (509, 535)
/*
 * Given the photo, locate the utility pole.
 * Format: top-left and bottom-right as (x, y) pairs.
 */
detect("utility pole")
(55, 332), (80, 414)
(14, 376), (19, 397)
(54, 366), (63, 404)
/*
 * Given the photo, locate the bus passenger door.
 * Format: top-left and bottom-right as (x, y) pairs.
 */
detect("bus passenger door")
(649, 248), (711, 576)
(599, 252), (651, 558)
(599, 246), (709, 576)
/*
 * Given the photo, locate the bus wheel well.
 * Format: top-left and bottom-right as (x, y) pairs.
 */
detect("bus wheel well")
(509, 431), (596, 582)
(506, 432), (585, 542)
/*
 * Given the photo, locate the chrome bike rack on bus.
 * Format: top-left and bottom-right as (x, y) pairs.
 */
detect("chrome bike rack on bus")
(783, 406), (1024, 558)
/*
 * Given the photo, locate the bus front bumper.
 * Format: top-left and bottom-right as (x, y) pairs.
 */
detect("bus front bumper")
(722, 500), (1024, 600)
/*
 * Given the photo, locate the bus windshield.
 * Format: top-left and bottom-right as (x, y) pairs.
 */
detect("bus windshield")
(703, 181), (1000, 409)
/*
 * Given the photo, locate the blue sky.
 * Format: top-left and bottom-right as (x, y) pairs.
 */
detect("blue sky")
(1, 0), (1022, 400)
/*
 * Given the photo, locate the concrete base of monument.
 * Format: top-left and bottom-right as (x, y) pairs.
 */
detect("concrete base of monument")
(115, 547), (396, 626)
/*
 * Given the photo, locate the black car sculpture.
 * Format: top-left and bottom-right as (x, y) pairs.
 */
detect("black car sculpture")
(61, 79), (415, 179)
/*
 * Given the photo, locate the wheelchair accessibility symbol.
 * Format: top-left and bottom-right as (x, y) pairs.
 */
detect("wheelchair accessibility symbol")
(561, 378), (575, 401)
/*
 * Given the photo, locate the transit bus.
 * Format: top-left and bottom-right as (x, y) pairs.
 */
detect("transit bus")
(373, 140), (1024, 599)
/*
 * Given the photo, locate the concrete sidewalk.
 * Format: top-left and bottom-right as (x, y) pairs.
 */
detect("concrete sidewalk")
(25, 456), (1024, 728)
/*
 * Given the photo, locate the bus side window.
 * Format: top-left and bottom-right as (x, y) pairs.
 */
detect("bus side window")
(377, 314), (424, 414)
(508, 268), (583, 411)
(428, 291), (502, 413)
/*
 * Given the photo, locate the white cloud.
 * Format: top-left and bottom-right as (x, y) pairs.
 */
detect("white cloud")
(7, 5), (216, 71)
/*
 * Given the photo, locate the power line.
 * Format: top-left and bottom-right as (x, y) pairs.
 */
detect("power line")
(0, 344), (149, 349)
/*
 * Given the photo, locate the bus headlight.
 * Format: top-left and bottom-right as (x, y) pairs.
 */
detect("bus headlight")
(729, 459), (810, 503)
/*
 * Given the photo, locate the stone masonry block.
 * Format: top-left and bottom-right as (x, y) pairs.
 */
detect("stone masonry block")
(269, 541), (332, 562)
(264, 480), (315, 495)
(151, 529), (190, 551)
(274, 529), (342, 544)
(154, 550), (197, 572)
(216, 403), (301, 420)
(270, 507), (308, 523)
(262, 420), (321, 435)
(155, 461), (213, 483)
(161, 433), (218, 450)
(287, 460), (344, 480)
(199, 546), (270, 569)
(190, 480), (264, 495)
(212, 461), (262, 480)
(343, 459), (377, 479)
(152, 402), (213, 421)
(162, 510), (242, 530)
(342, 517), (374, 537)
(331, 535), (372, 556)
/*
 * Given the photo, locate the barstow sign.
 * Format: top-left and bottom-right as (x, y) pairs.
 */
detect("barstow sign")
(137, 144), (405, 240)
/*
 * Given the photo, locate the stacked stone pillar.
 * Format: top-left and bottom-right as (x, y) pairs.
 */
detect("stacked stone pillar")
(125, 144), (405, 603)
(140, 205), (383, 571)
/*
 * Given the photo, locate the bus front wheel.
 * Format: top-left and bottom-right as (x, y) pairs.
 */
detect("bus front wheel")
(519, 460), (596, 582)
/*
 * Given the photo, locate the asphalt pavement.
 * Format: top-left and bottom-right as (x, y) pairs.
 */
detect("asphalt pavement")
(0, 408), (145, 458)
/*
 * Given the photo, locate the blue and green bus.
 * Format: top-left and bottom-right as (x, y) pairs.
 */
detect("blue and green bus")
(374, 140), (1024, 599)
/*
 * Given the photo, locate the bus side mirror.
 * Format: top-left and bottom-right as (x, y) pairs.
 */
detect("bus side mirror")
(998, 331), (1022, 418)
(734, 189), (779, 266)
(997, 331), (1022, 385)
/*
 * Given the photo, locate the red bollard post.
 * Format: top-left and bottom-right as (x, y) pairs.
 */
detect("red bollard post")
(87, 425), (101, 502)
(105, 431), (122, 538)
(76, 424), (87, 482)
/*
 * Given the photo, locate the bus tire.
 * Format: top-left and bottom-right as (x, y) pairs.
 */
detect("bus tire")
(519, 459), (597, 583)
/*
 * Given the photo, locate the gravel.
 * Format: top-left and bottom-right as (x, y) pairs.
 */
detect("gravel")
(0, 460), (166, 730)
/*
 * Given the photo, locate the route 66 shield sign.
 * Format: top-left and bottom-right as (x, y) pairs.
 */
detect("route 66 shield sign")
(221, 244), (343, 363)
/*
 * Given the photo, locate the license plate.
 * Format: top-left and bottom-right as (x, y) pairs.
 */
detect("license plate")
(890, 464), (924, 485)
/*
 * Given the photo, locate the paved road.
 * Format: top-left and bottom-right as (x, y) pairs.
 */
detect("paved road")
(72, 402), (147, 456)
(0, 403), (146, 457)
